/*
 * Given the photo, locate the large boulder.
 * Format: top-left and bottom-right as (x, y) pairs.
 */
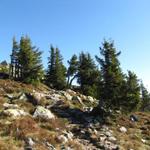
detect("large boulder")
(33, 106), (55, 120)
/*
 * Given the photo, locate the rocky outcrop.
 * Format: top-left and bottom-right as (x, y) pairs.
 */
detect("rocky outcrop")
(3, 108), (28, 118)
(33, 106), (55, 120)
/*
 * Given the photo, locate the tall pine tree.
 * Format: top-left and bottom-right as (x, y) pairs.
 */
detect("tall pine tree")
(77, 52), (101, 98)
(140, 82), (150, 111)
(18, 36), (43, 84)
(96, 40), (124, 110)
(46, 46), (66, 90)
(122, 71), (141, 112)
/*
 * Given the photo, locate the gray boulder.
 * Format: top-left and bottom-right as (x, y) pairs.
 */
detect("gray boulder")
(33, 106), (55, 120)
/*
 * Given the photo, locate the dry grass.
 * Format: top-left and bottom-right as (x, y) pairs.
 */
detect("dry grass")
(39, 117), (68, 131)
(8, 116), (39, 140)
(112, 112), (150, 150)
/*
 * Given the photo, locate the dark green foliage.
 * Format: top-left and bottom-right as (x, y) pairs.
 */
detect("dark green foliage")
(46, 46), (66, 90)
(96, 40), (124, 110)
(77, 52), (101, 98)
(67, 54), (78, 88)
(140, 82), (150, 111)
(122, 71), (141, 112)
(10, 36), (44, 84)
(10, 37), (20, 79)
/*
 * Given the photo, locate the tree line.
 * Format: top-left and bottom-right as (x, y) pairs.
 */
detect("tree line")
(3, 36), (149, 113)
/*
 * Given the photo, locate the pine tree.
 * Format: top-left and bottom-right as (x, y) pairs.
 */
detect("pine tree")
(77, 52), (101, 98)
(67, 54), (78, 88)
(46, 46), (66, 90)
(18, 36), (43, 84)
(96, 40), (124, 110)
(122, 71), (141, 112)
(140, 82), (150, 111)
(10, 37), (19, 79)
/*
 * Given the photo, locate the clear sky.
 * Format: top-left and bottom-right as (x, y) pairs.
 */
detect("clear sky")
(0, 0), (150, 90)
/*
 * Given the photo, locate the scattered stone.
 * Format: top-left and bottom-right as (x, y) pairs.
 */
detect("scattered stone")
(130, 114), (138, 122)
(33, 106), (55, 120)
(105, 131), (112, 137)
(61, 91), (72, 101)
(19, 93), (28, 100)
(108, 136), (117, 143)
(45, 142), (56, 150)
(72, 96), (84, 105)
(141, 138), (146, 143)
(64, 131), (73, 140)
(87, 96), (95, 103)
(119, 126), (127, 133)
(25, 137), (35, 146)
(58, 135), (68, 144)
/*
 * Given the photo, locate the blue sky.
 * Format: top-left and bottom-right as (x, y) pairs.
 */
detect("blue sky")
(0, 0), (150, 89)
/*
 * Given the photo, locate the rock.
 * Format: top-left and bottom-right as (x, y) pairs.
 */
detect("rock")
(19, 93), (28, 100)
(66, 89), (76, 95)
(87, 96), (95, 103)
(3, 103), (19, 109)
(33, 106), (55, 120)
(26, 92), (44, 105)
(108, 136), (117, 143)
(24, 146), (33, 150)
(72, 96), (84, 105)
(119, 126), (127, 133)
(62, 91), (72, 101)
(104, 140), (119, 150)
(83, 107), (93, 112)
(58, 135), (68, 144)
(25, 137), (35, 146)
(6, 94), (14, 99)
(141, 138), (146, 143)
(3, 108), (28, 118)
(45, 142), (56, 150)
(105, 131), (112, 137)
(130, 114), (138, 122)
(64, 131), (73, 140)
(49, 93), (61, 101)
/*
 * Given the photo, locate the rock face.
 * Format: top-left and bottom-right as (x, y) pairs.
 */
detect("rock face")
(33, 106), (55, 120)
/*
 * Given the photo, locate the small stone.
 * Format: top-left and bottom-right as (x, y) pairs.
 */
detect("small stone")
(58, 135), (68, 144)
(105, 131), (112, 137)
(108, 136), (117, 143)
(141, 138), (146, 143)
(119, 126), (127, 133)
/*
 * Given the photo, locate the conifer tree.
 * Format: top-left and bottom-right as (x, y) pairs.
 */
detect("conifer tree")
(10, 37), (19, 79)
(140, 82), (150, 111)
(96, 40), (124, 110)
(18, 36), (43, 84)
(77, 52), (101, 98)
(67, 54), (78, 88)
(46, 46), (66, 89)
(122, 71), (141, 112)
